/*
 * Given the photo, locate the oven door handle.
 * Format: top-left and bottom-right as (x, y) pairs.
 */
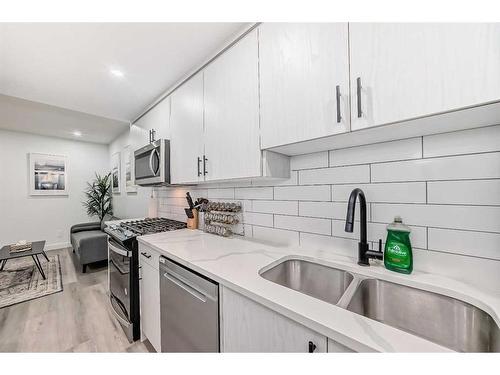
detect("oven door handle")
(108, 241), (131, 257)
(109, 293), (132, 327)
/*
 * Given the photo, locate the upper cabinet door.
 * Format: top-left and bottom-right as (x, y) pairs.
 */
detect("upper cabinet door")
(170, 73), (204, 184)
(259, 23), (350, 149)
(350, 23), (500, 130)
(204, 29), (261, 181)
(134, 97), (170, 145)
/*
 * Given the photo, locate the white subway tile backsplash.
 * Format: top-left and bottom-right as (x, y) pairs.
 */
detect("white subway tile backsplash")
(372, 203), (500, 233)
(299, 201), (370, 221)
(242, 200), (252, 212)
(371, 152), (500, 182)
(413, 249), (500, 293)
(244, 212), (274, 227)
(290, 152), (329, 170)
(423, 125), (500, 157)
(252, 226), (300, 246)
(161, 211), (187, 223)
(274, 185), (331, 201)
(274, 215), (331, 235)
(190, 189), (209, 201)
(243, 224), (253, 237)
(164, 197), (186, 206)
(207, 188), (235, 199)
(428, 228), (500, 260)
(157, 126), (500, 291)
(164, 188), (189, 198)
(329, 138), (422, 167)
(154, 188), (167, 198)
(333, 182), (426, 203)
(299, 165), (370, 185)
(427, 180), (500, 205)
(235, 187), (273, 200)
(252, 200), (298, 215)
(330, 220), (427, 250)
(299, 233), (358, 258)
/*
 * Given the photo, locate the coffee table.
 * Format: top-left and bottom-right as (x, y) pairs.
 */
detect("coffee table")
(0, 241), (49, 279)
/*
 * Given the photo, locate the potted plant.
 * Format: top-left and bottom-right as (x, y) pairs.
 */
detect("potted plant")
(82, 173), (113, 223)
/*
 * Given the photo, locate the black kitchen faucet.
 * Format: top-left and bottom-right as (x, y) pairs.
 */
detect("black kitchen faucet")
(345, 188), (383, 266)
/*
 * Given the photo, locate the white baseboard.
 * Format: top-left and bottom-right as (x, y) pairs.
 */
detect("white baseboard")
(45, 242), (71, 251)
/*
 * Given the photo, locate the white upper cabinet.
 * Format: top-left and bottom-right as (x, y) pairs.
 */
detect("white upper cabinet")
(170, 73), (205, 184)
(259, 23), (350, 149)
(350, 23), (500, 130)
(204, 29), (262, 181)
(134, 97), (170, 145)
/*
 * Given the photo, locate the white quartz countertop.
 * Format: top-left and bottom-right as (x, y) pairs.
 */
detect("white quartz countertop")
(137, 229), (500, 352)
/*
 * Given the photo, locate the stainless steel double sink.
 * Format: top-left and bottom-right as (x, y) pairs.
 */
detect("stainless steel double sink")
(260, 258), (500, 352)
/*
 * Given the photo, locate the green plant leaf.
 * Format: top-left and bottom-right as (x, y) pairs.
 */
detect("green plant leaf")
(82, 172), (113, 223)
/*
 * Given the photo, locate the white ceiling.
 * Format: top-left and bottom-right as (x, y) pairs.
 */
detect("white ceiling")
(0, 22), (249, 124)
(0, 94), (128, 144)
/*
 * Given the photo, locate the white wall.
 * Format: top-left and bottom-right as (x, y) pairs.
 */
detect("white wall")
(0, 129), (109, 249)
(108, 125), (152, 219)
(154, 125), (500, 293)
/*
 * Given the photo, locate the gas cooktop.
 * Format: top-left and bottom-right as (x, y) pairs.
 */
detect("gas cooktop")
(106, 217), (186, 242)
(121, 217), (186, 235)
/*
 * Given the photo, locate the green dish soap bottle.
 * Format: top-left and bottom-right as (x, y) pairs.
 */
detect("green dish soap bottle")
(384, 216), (413, 274)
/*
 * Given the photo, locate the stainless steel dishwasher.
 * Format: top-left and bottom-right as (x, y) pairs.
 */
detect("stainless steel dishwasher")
(159, 256), (219, 352)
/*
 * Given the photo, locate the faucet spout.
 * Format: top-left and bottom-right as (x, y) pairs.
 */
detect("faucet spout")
(345, 188), (367, 244)
(345, 188), (380, 266)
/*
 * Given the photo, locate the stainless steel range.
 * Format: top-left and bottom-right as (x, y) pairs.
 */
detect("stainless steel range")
(105, 217), (186, 342)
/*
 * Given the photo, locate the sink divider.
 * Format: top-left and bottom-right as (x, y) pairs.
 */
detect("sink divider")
(336, 275), (366, 309)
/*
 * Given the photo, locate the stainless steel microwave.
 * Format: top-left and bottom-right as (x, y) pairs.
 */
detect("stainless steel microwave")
(134, 139), (170, 186)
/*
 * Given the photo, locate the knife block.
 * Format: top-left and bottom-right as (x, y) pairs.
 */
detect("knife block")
(187, 209), (199, 229)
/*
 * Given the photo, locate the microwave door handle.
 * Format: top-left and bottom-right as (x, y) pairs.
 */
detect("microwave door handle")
(149, 149), (156, 176)
(149, 149), (160, 176)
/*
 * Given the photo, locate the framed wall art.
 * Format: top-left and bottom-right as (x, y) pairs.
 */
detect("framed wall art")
(123, 145), (137, 193)
(29, 153), (69, 196)
(111, 151), (121, 194)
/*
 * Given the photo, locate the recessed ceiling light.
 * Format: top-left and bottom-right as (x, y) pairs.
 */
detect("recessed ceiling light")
(110, 69), (124, 78)
(73, 131), (82, 137)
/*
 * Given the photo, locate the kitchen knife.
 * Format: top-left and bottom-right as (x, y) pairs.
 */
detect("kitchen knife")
(186, 192), (194, 209)
(184, 208), (194, 219)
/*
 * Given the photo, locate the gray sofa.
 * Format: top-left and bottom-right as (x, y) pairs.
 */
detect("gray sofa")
(70, 215), (118, 273)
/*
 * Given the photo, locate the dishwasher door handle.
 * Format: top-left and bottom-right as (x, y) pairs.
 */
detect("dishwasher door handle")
(163, 271), (207, 303)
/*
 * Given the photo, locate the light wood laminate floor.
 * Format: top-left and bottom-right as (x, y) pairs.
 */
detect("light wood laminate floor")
(0, 247), (154, 352)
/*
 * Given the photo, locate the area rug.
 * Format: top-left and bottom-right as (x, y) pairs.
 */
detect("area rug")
(0, 255), (63, 309)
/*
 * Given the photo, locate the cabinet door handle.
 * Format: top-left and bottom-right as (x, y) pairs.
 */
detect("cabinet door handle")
(308, 341), (317, 353)
(356, 77), (362, 118)
(197, 157), (202, 177)
(140, 252), (151, 259)
(203, 155), (208, 176)
(335, 85), (342, 123)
